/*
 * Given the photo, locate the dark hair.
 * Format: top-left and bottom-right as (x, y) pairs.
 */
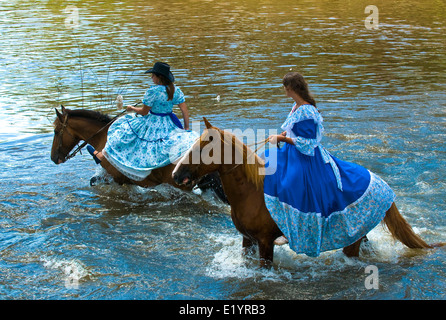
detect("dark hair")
(282, 72), (317, 108)
(155, 73), (175, 101)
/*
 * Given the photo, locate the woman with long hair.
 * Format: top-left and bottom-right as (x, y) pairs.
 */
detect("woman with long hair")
(87, 62), (198, 181)
(264, 72), (395, 257)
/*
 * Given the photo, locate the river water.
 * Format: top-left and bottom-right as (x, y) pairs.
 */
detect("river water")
(0, 0), (445, 300)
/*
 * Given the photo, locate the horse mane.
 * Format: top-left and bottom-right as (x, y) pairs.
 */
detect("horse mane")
(211, 127), (265, 191)
(66, 108), (112, 124)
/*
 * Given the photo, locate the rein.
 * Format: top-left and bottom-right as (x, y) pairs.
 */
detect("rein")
(219, 137), (270, 175)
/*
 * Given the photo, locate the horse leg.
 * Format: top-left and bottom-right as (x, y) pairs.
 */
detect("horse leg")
(383, 202), (432, 249)
(242, 237), (256, 256)
(343, 236), (367, 257)
(258, 239), (274, 268)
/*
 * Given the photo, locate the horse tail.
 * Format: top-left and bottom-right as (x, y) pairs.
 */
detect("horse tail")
(383, 202), (438, 249)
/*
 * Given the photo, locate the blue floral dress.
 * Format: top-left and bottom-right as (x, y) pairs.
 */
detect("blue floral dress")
(262, 104), (396, 257)
(103, 85), (199, 181)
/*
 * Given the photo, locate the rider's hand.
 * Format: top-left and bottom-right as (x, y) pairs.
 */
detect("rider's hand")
(268, 135), (281, 145)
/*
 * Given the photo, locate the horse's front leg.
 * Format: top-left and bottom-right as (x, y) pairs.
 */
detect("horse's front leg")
(242, 236), (256, 256)
(258, 239), (274, 269)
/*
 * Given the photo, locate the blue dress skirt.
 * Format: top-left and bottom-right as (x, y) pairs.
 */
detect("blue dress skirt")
(262, 104), (395, 257)
(103, 85), (199, 181)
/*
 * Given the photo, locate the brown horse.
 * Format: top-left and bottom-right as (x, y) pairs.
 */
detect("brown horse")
(51, 106), (227, 200)
(172, 118), (437, 268)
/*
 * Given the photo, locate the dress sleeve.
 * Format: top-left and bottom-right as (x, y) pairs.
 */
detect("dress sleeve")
(173, 87), (185, 105)
(142, 87), (156, 106)
(281, 105), (324, 156)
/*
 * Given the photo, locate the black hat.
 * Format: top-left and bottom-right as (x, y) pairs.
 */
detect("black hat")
(144, 62), (175, 83)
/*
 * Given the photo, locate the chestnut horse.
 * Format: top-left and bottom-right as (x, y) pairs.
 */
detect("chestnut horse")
(50, 106), (227, 200)
(173, 118), (436, 267)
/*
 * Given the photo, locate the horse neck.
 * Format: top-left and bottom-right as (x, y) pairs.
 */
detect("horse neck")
(219, 130), (265, 188)
(219, 164), (264, 210)
(215, 130), (265, 205)
(69, 117), (109, 150)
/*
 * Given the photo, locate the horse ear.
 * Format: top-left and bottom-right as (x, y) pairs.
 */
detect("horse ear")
(203, 117), (212, 129)
(55, 108), (63, 121)
(60, 105), (66, 113)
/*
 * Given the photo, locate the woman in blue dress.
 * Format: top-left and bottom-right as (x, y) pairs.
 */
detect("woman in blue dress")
(264, 72), (395, 257)
(87, 62), (199, 181)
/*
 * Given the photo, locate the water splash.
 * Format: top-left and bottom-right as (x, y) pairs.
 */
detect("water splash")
(42, 257), (90, 289)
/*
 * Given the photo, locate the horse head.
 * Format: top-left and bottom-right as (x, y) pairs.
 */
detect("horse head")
(172, 118), (227, 187)
(172, 117), (262, 189)
(51, 106), (81, 164)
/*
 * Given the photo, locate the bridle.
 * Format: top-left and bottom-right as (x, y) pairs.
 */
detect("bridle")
(218, 138), (271, 176)
(55, 112), (75, 160)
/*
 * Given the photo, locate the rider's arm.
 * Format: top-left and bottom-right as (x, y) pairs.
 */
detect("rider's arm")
(268, 135), (295, 145)
(178, 102), (190, 130)
(127, 104), (151, 116)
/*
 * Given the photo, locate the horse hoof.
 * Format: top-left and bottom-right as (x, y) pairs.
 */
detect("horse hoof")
(192, 186), (202, 195)
(90, 176), (99, 186)
(90, 175), (111, 186)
